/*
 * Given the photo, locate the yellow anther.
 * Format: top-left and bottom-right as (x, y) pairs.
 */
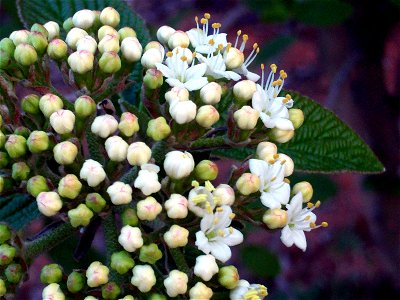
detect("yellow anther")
(261, 63), (265, 70)
(205, 180), (215, 192)
(253, 43), (258, 49)
(310, 222), (316, 229)
(218, 229), (225, 237)
(200, 18), (207, 25)
(307, 202), (314, 208)
(192, 194), (207, 204)
(229, 213), (236, 219)
(270, 176), (277, 182)
(284, 178), (290, 184)
(216, 207), (223, 212)
(212, 22), (221, 29)
(273, 93), (277, 98)
(270, 64), (277, 73)
(213, 195), (221, 205)
(282, 98), (289, 104)
(280, 159), (287, 165)
(315, 200), (321, 208)
(166, 51), (173, 57)
(268, 159), (275, 164)
(273, 154), (279, 159)
(272, 79), (283, 86)
(180, 56), (188, 62)
(242, 34), (249, 42)
(305, 215), (311, 221)
(280, 70), (288, 79)
(285, 94), (292, 100)
(218, 44), (224, 51)
(208, 39), (215, 46)
(322, 221), (329, 227)
(237, 30), (242, 36)
(256, 47), (260, 53)
(226, 42), (232, 52)
(195, 16), (199, 23)
(192, 52), (197, 58)
(192, 180), (200, 188)
(205, 202), (212, 214)
(213, 218), (219, 224)
(204, 13), (211, 19)
(229, 227), (234, 234)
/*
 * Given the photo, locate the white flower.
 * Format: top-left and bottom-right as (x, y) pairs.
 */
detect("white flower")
(86, 261), (109, 287)
(105, 136), (128, 162)
(91, 114), (118, 138)
(188, 182), (217, 217)
(127, 142), (152, 166)
(169, 99), (197, 124)
(134, 164), (161, 196)
(107, 181), (132, 205)
(42, 283), (65, 300)
(121, 37), (142, 62)
(197, 52), (241, 81)
(213, 184), (235, 206)
(195, 205), (243, 263)
(194, 254), (219, 281)
(136, 196), (162, 221)
(80, 159), (106, 187)
(230, 280), (268, 300)
(131, 265), (156, 292)
(163, 270), (188, 297)
(249, 159), (290, 209)
(72, 9), (95, 29)
(164, 225), (189, 248)
(164, 194), (188, 219)
(36, 192), (63, 217)
(50, 109), (75, 134)
(118, 225), (143, 252)
(164, 150), (195, 179)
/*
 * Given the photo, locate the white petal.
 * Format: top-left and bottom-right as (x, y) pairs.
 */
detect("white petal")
(252, 91), (266, 112)
(225, 71), (241, 81)
(260, 192), (281, 209)
(210, 241), (232, 263)
(155, 63), (174, 78)
(166, 78), (185, 88)
(184, 77), (208, 91)
(268, 183), (290, 206)
(185, 63), (207, 80)
(195, 231), (212, 254)
(280, 225), (294, 247)
(200, 213), (214, 232)
(222, 229), (243, 246)
(196, 44), (213, 54)
(272, 117), (294, 130)
(249, 159), (268, 178)
(246, 71), (261, 82)
(212, 33), (227, 47)
(291, 229), (307, 251)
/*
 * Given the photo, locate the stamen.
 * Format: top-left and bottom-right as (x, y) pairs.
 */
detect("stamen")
(213, 218), (219, 224)
(218, 229), (225, 237)
(304, 215), (311, 221)
(212, 23), (221, 29)
(315, 200), (321, 208)
(226, 42), (232, 52)
(208, 39), (215, 46)
(273, 154), (279, 159)
(310, 222), (316, 229)
(216, 207), (223, 212)
(280, 70), (287, 79)
(204, 13), (211, 19)
(205, 180), (215, 192)
(270, 176), (277, 182)
(200, 18), (207, 25)
(166, 51), (173, 57)
(284, 178), (290, 184)
(307, 202), (314, 208)
(270, 64), (277, 73)
(192, 194), (207, 204)
(191, 180), (200, 188)
(268, 159), (275, 164)
(229, 213), (236, 219)
(235, 30), (242, 48)
(321, 222), (329, 227)
(180, 56), (188, 62)
(229, 227), (234, 234)
(261, 64), (265, 89)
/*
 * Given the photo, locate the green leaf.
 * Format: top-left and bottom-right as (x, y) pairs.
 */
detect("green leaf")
(212, 147), (254, 160)
(240, 245), (281, 278)
(86, 127), (105, 165)
(245, 0), (291, 23)
(290, 173), (337, 202)
(0, 194), (40, 230)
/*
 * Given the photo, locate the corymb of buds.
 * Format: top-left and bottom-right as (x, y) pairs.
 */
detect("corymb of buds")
(105, 136), (128, 162)
(121, 37), (143, 63)
(146, 117), (171, 141)
(100, 7), (120, 27)
(72, 9), (95, 29)
(164, 270), (188, 297)
(195, 160), (219, 181)
(164, 151), (195, 180)
(14, 43), (38, 66)
(91, 114), (118, 138)
(234, 106), (259, 130)
(53, 141), (78, 165)
(50, 109), (76, 134)
(224, 46), (245, 70)
(58, 174), (82, 199)
(111, 251), (135, 274)
(86, 261), (109, 288)
(137, 197), (162, 221)
(80, 159), (106, 187)
(27, 175), (49, 197)
(74, 95), (96, 118)
(40, 264), (63, 284)
(68, 50), (94, 74)
(27, 131), (49, 153)
(68, 204), (94, 227)
(107, 181), (132, 205)
(194, 254), (219, 281)
(118, 112), (139, 137)
(157, 25), (175, 44)
(131, 265), (156, 293)
(196, 105), (220, 128)
(5, 134), (27, 158)
(139, 243), (163, 264)
(44, 21), (60, 40)
(200, 82), (222, 105)
(189, 282), (213, 300)
(292, 181), (313, 202)
(236, 173), (260, 195)
(164, 194), (188, 219)
(218, 265), (240, 289)
(127, 142), (151, 166)
(47, 39), (68, 60)
(263, 208), (288, 229)
(36, 192), (63, 217)
(39, 94), (64, 118)
(233, 80), (257, 103)
(163, 225), (189, 248)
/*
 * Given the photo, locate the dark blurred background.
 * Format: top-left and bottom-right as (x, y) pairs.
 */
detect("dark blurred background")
(1, 0), (400, 299)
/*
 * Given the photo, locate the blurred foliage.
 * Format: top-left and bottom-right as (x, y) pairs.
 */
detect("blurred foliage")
(0, 194), (40, 230)
(240, 245), (281, 278)
(0, 1), (22, 38)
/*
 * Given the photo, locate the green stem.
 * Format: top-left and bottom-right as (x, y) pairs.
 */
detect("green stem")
(189, 136), (227, 150)
(169, 248), (190, 274)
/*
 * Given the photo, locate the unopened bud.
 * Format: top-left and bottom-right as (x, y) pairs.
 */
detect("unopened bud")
(50, 109), (75, 134)
(36, 192), (62, 216)
(213, 184), (235, 206)
(0, 177), (4, 194)
(234, 106), (259, 130)
(0, 152), (8, 168)
(118, 225), (143, 252)
(73, 9), (95, 29)
(42, 283), (65, 300)
(118, 112), (139, 137)
(98, 25), (119, 41)
(102, 281), (121, 300)
(14, 126), (30, 138)
(31, 23), (48, 38)
(236, 173), (260, 195)
(121, 37), (142, 62)
(85, 193), (106, 213)
(98, 34), (120, 53)
(121, 208), (139, 226)
(256, 142), (277, 161)
(168, 30), (190, 49)
(100, 7), (120, 27)
(5, 263), (23, 283)
(164, 150), (195, 180)
(200, 82), (222, 104)
(164, 194), (188, 219)
(66, 28), (88, 49)
(105, 136), (128, 162)
(80, 159), (106, 187)
(144, 68), (163, 89)
(0, 224), (11, 244)
(141, 48), (164, 69)
(169, 100), (197, 124)
(99, 51), (121, 73)
(12, 161), (30, 181)
(263, 208), (288, 229)
(107, 181), (132, 205)
(91, 114), (118, 138)
(233, 80), (257, 103)
(0, 49), (11, 69)
(58, 174), (82, 199)
(196, 105), (220, 128)
(74, 95), (96, 118)
(148, 294), (167, 300)
(127, 142), (151, 166)
(292, 181), (313, 202)
(67, 271), (85, 293)
(68, 50), (94, 74)
(163, 225), (189, 248)
(224, 47), (244, 69)
(10, 30), (29, 46)
(194, 254), (219, 281)
(53, 141), (78, 165)
(0, 38), (16, 55)
(43, 21), (60, 40)
(86, 261), (109, 287)
(39, 93), (63, 118)
(111, 251), (135, 274)
(131, 265), (156, 292)
(14, 43), (38, 66)
(146, 117), (171, 141)
(195, 160), (218, 181)
(137, 196), (162, 221)
(63, 17), (74, 32)
(134, 164), (161, 196)
(269, 128), (294, 143)
(164, 270), (188, 297)
(28, 31), (48, 55)
(157, 25), (175, 44)
(27, 175), (49, 197)
(278, 153), (294, 176)
(22, 94), (40, 114)
(40, 264), (63, 284)
(165, 86), (189, 103)
(27, 130), (49, 153)
(118, 27), (137, 40)
(289, 108), (304, 129)
(76, 35), (97, 54)
(189, 282), (213, 300)
(0, 244), (15, 266)
(139, 243), (163, 264)
(218, 265), (240, 289)
(5, 134), (27, 158)
(0, 132), (5, 148)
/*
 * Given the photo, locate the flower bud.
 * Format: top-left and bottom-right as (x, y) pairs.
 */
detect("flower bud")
(84, 297), (96, 300)
(163, 225), (189, 248)
(10, 30), (29, 46)
(85, 193), (106, 213)
(289, 108), (304, 129)
(73, 9), (96, 29)
(40, 264), (63, 284)
(141, 48), (164, 69)
(118, 27), (137, 40)
(134, 164), (161, 195)
(39, 93), (63, 118)
(148, 294), (167, 300)
(53, 141), (78, 165)
(194, 254), (219, 281)
(218, 265), (240, 289)
(146, 117), (171, 141)
(196, 105), (220, 128)
(91, 114), (118, 138)
(66, 28), (88, 49)
(86, 261), (109, 287)
(14, 126), (30, 138)
(0, 49), (11, 69)
(269, 128), (294, 143)
(118, 112), (139, 137)
(0, 37), (16, 55)
(157, 25), (175, 44)
(50, 109), (75, 134)
(14, 43), (38, 66)
(28, 31), (48, 55)
(58, 174), (82, 199)
(169, 100), (197, 124)
(0, 152), (8, 168)
(36, 192), (62, 216)
(121, 37), (142, 62)
(27, 130), (49, 153)
(105, 136), (128, 162)
(277, 153), (294, 176)
(76, 35), (97, 54)
(0, 244), (15, 266)
(143, 68), (163, 89)
(31, 23), (48, 38)
(224, 47), (244, 69)
(127, 142), (151, 166)
(164, 150), (195, 179)
(168, 30), (189, 49)
(262, 208), (288, 229)
(233, 80), (257, 103)
(100, 7), (120, 27)
(121, 208), (139, 226)
(292, 181), (313, 202)
(107, 181), (132, 205)
(5, 263), (23, 283)
(189, 282), (213, 300)
(98, 34), (120, 53)
(74, 95), (96, 118)
(21, 94), (39, 114)
(63, 17), (74, 32)
(118, 225), (143, 252)
(44, 21), (60, 40)
(236, 173), (260, 195)
(0, 224), (11, 244)
(0, 177), (4, 194)
(234, 106), (259, 130)
(200, 82), (222, 104)
(80, 159), (106, 187)
(67, 271), (85, 293)
(136, 196), (162, 221)
(98, 25), (119, 41)
(164, 270), (188, 297)
(139, 243), (163, 264)
(195, 160), (218, 181)
(42, 283), (65, 300)
(102, 282), (121, 300)
(164, 194), (188, 219)
(165, 86), (189, 103)
(111, 251), (135, 274)
(99, 51), (121, 73)
(12, 161), (30, 181)
(256, 142), (277, 162)
(0, 132), (5, 148)
(27, 175), (49, 197)
(213, 184), (235, 206)
(5, 134), (27, 158)
(131, 265), (156, 292)
(68, 50), (94, 74)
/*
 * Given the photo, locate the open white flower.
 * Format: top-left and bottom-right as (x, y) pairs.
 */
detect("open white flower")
(249, 159), (290, 209)
(188, 181), (217, 217)
(195, 205), (243, 263)
(197, 51), (241, 81)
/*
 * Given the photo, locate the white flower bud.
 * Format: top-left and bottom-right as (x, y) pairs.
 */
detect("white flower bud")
(118, 225), (143, 252)
(50, 109), (75, 134)
(91, 114), (118, 138)
(134, 164), (161, 196)
(118, 27), (137, 40)
(58, 174), (82, 199)
(278, 153), (294, 177)
(236, 173), (260, 195)
(256, 142), (277, 162)
(86, 261), (109, 288)
(66, 28), (88, 49)
(121, 37), (142, 62)
(224, 47), (244, 70)
(292, 181), (313, 202)
(289, 108), (304, 129)
(164, 270), (188, 297)
(98, 34), (120, 53)
(141, 48), (164, 69)
(36, 192), (62, 217)
(131, 265), (156, 292)
(164, 151), (195, 180)
(100, 7), (120, 27)
(107, 181), (132, 205)
(144, 41), (163, 52)
(165, 87), (189, 104)
(73, 9), (95, 29)
(98, 25), (119, 41)
(189, 282), (213, 300)
(80, 159), (106, 187)
(200, 82), (222, 104)
(233, 80), (257, 102)
(53, 141), (78, 165)
(168, 30), (189, 49)
(76, 35), (97, 54)
(164, 194), (188, 219)
(39, 93), (63, 118)
(10, 30), (29, 46)
(194, 254), (219, 281)
(169, 100), (197, 124)
(127, 142), (151, 166)
(68, 50), (94, 74)
(196, 105), (220, 128)
(269, 128), (294, 143)
(42, 283), (65, 300)
(234, 106), (260, 131)
(262, 208), (288, 229)
(118, 112), (139, 137)
(213, 184), (235, 206)
(136, 196), (162, 221)
(157, 25), (176, 44)
(105, 136), (128, 162)
(163, 225), (189, 248)
(43, 21), (60, 41)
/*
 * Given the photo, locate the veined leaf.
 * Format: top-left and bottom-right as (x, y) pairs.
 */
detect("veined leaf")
(0, 194), (40, 230)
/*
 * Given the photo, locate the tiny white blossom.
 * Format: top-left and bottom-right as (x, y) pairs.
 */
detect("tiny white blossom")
(194, 254), (219, 281)
(188, 181), (217, 217)
(134, 164), (161, 196)
(197, 51), (241, 81)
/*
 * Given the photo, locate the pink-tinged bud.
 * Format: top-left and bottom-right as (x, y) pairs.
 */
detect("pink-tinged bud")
(278, 153), (294, 176)
(213, 184), (235, 206)
(80, 159), (106, 187)
(72, 9), (96, 29)
(233, 80), (257, 103)
(100, 7), (120, 27)
(76, 35), (97, 54)
(47, 39), (67, 60)
(236, 173), (260, 195)
(136, 196), (162, 221)
(27, 175), (49, 197)
(42, 283), (65, 300)
(196, 105), (220, 128)
(102, 282), (121, 299)
(163, 225), (189, 248)
(98, 51), (121, 73)
(163, 270), (188, 297)
(118, 112), (139, 137)
(66, 28), (88, 49)
(157, 25), (175, 44)
(118, 225), (143, 252)
(53, 141), (78, 165)
(27, 130), (49, 153)
(86, 261), (109, 287)
(200, 82), (222, 104)
(43, 21), (60, 40)
(105, 136), (128, 162)
(68, 50), (94, 74)
(36, 192), (63, 217)
(68, 204), (93, 227)
(292, 181), (313, 202)
(121, 37), (142, 62)
(262, 208), (288, 229)
(107, 181), (132, 205)
(14, 43), (38, 66)
(256, 142), (277, 162)
(224, 47), (244, 69)
(141, 48), (164, 69)
(164, 194), (188, 219)
(91, 114), (118, 138)
(165, 87), (189, 103)
(50, 109), (75, 134)
(10, 30), (29, 46)
(74, 95), (96, 118)
(168, 30), (189, 49)
(118, 27), (137, 40)
(143, 68), (163, 89)
(98, 25), (119, 41)
(98, 34), (120, 53)
(39, 93), (63, 118)
(234, 106), (259, 130)
(194, 160), (219, 181)
(127, 142), (151, 166)
(31, 23), (49, 39)
(58, 174), (82, 199)
(28, 31), (48, 55)
(5, 134), (27, 158)
(40, 264), (63, 284)
(189, 282), (213, 300)
(85, 193), (106, 213)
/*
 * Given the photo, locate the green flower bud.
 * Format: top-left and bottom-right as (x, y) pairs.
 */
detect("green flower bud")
(0, 115), (2, 127)
(58, 174), (82, 199)
(0, 224), (11, 244)
(63, 17), (74, 33)
(102, 281), (121, 300)
(195, 160), (219, 181)
(85, 193), (106, 213)
(53, 141), (78, 165)
(146, 117), (171, 141)
(262, 208), (288, 229)
(98, 25), (119, 41)
(67, 271), (85, 293)
(27, 130), (49, 153)
(121, 208), (139, 226)
(68, 204), (94, 227)
(68, 50), (94, 74)
(0, 131), (5, 148)
(10, 30), (30, 46)
(148, 294), (167, 300)
(236, 173), (260, 195)
(143, 68), (163, 89)
(218, 265), (240, 289)
(39, 93), (63, 118)
(47, 39), (68, 60)
(111, 251), (135, 274)
(14, 126), (30, 138)
(0, 152), (9, 168)
(31, 23), (49, 39)
(22, 94), (40, 114)
(118, 112), (139, 137)
(268, 128), (294, 144)
(5, 263), (23, 283)
(99, 51), (121, 73)
(0, 244), (16, 266)
(12, 162), (30, 181)
(0, 177), (4, 194)
(14, 43), (38, 66)
(74, 95), (96, 118)
(5, 134), (27, 158)
(27, 175), (50, 197)
(292, 181), (313, 202)
(118, 27), (136, 40)
(0, 279), (5, 297)
(196, 105), (220, 128)
(0, 49), (11, 69)
(139, 243), (163, 264)
(289, 108), (304, 129)
(0, 38), (15, 56)
(40, 264), (63, 284)
(28, 31), (48, 55)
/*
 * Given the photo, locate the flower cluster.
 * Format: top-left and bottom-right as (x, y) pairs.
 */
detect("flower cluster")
(0, 8), (328, 300)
